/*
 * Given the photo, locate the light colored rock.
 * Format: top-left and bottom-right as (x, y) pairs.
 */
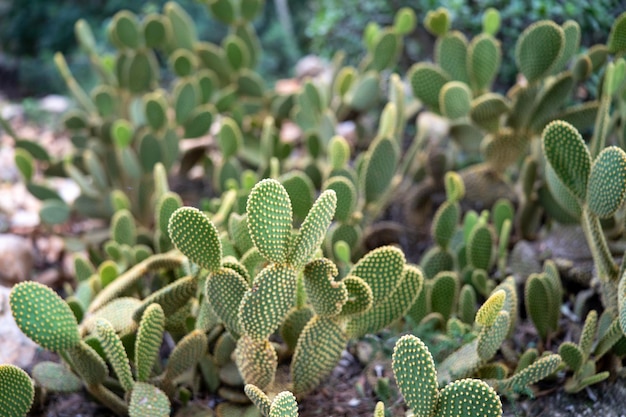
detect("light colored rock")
(38, 94), (71, 114)
(417, 111), (450, 140)
(0, 285), (37, 368)
(0, 234), (34, 285)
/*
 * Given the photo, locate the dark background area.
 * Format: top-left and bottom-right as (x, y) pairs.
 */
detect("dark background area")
(0, 0), (622, 98)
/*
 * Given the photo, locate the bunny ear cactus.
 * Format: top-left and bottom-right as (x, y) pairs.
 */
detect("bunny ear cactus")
(542, 120), (626, 313)
(392, 335), (503, 417)
(0, 365), (34, 417)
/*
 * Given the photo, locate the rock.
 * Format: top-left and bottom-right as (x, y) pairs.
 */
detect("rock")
(0, 285), (37, 368)
(38, 94), (71, 114)
(0, 234), (34, 285)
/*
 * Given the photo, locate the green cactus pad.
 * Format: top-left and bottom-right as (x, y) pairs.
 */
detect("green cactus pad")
(482, 8), (501, 35)
(303, 259), (347, 316)
(269, 391), (299, 417)
(435, 378), (502, 417)
(476, 289), (505, 327)
(350, 246), (405, 303)
(218, 117), (243, 159)
(281, 306), (315, 352)
(408, 63), (450, 109)
(32, 361), (82, 392)
(424, 7), (450, 37)
(525, 273), (555, 340)
(111, 11), (141, 49)
(323, 177), (357, 223)
(155, 192), (182, 238)
(247, 179), (293, 264)
(345, 71), (380, 112)
(469, 93), (509, 132)
(240, 264), (297, 340)
(558, 341), (583, 373)
(14, 148), (33, 182)
(607, 12), (626, 53)
(439, 81), (471, 119)
(169, 207), (222, 273)
(435, 31), (469, 84)
(129, 382), (170, 417)
(142, 14), (169, 49)
(206, 267), (249, 337)
(39, 199), (71, 225)
(393, 7), (416, 34)
(338, 275), (373, 317)
(111, 209), (137, 246)
(164, 2), (196, 50)
(371, 30), (399, 71)
(430, 271), (459, 321)
(10, 281), (80, 352)
(362, 136), (399, 204)
(0, 365), (34, 417)
(163, 330), (208, 383)
(95, 319), (134, 392)
(244, 384), (271, 416)
(505, 354), (561, 393)
(347, 265), (423, 339)
(235, 335), (277, 390)
(554, 21), (581, 72)
(587, 146), (626, 218)
(482, 128), (526, 171)
(468, 34), (500, 92)
(133, 275), (198, 321)
(183, 105), (214, 138)
(515, 20), (564, 83)
(288, 190), (336, 267)
(467, 224), (493, 271)
(477, 311), (510, 361)
(292, 316), (346, 395)
(392, 335), (438, 417)
(420, 246), (454, 280)
(135, 303), (165, 382)
(126, 51), (158, 93)
(81, 297), (141, 336)
(67, 341), (108, 386)
(459, 284), (477, 324)
(432, 201), (460, 249)
(530, 72), (575, 133)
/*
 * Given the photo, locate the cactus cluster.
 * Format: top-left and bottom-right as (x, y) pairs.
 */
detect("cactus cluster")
(3, 3), (626, 417)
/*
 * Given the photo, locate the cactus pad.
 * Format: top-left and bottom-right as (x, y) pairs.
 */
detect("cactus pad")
(0, 365), (34, 417)
(235, 335), (278, 390)
(135, 303), (165, 382)
(476, 289), (506, 327)
(129, 382), (170, 417)
(542, 121), (591, 201)
(10, 281), (80, 352)
(239, 264), (297, 340)
(435, 379), (502, 417)
(244, 384), (271, 416)
(515, 20), (564, 83)
(247, 179), (293, 263)
(587, 146), (626, 218)
(303, 259), (348, 316)
(169, 207), (222, 272)
(350, 246), (405, 303)
(392, 335), (438, 417)
(206, 267), (249, 337)
(292, 316), (346, 395)
(95, 319), (134, 392)
(288, 189), (337, 267)
(269, 391), (299, 417)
